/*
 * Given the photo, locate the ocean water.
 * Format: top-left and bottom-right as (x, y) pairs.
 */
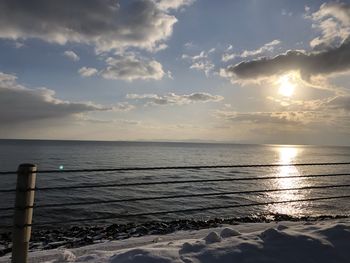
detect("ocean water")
(0, 140), (350, 228)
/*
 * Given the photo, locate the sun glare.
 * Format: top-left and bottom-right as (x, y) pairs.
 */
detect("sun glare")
(278, 74), (295, 97)
(268, 146), (305, 215)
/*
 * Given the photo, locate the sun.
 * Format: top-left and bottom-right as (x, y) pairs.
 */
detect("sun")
(278, 74), (295, 97)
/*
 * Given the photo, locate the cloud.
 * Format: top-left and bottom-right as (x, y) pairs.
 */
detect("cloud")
(113, 102), (135, 111)
(184, 42), (196, 49)
(215, 109), (338, 127)
(281, 9), (293, 16)
(215, 110), (303, 125)
(309, 2), (350, 49)
(0, 0), (193, 52)
(326, 95), (350, 111)
(182, 49), (215, 76)
(241, 40), (281, 58)
(78, 67), (98, 77)
(0, 72), (111, 124)
(221, 39), (281, 62)
(63, 50), (80, 61)
(222, 38), (350, 81)
(14, 42), (24, 48)
(156, 0), (195, 11)
(220, 3), (350, 82)
(127, 92), (224, 105)
(190, 61), (214, 77)
(100, 54), (164, 81)
(221, 53), (237, 62)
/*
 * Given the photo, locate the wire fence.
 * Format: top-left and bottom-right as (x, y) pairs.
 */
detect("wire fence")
(1, 162), (350, 231)
(1, 162), (350, 176)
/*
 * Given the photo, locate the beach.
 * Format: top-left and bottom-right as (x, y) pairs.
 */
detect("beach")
(1, 218), (350, 262)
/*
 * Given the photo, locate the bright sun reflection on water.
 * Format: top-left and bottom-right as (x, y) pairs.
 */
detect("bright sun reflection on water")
(267, 146), (307, 216)
(278, 147), (299, 189)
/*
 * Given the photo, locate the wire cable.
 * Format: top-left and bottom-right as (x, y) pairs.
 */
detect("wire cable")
(32, 162), (350, 174)
(2, 162), (349, 176)
(1, 183), (348, 211)
(29, 173), (350, 192)
(1, 172), (350, 194)
(26, 195), (350, 227)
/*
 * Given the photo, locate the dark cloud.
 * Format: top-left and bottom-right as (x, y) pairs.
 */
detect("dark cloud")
(0, 72), (111, 124)
(222, 2), (350, 81)
(0, 0), (180, 52)
(223, 38), (350, 80)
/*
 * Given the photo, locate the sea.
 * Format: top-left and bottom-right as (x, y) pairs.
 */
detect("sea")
(0, 139), (350, 229)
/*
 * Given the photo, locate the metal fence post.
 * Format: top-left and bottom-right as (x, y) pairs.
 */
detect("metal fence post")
(12, 164), (37, 263)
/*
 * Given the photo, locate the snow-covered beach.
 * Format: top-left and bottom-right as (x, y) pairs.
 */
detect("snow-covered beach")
(1, 219), (350, 263)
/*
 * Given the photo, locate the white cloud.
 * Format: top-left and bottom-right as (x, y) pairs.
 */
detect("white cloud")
(184, 42), (195, 49)
(222, 53), (237, 62)
(156, 0), (195, 11)
(78, 67), (98, 77)
(0, 0), (193, 53)
(127, 92), (224, 106)
(225, 45), (233, 51)
(113, 102), (135, 112)
(240, 39), (281, 58)
(190, 61), (214, 77)
(182, 49), (216, 76)
(309, 2), (350, 49)
(192, 51), (207, 60)
(221, 40), (281, 62)
(100, 55), (164, 81)
(63, 50), (80, 61)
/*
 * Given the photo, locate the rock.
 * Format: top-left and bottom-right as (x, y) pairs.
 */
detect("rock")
(276, 224), (288, 231)
(220, 228), (241, 238)
(54, 250), (76, 262)
(204, 231), (222, 244)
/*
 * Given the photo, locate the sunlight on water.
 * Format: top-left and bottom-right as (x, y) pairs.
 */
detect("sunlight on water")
(278, 147), (299, 189)
(267, 146), (307, 215)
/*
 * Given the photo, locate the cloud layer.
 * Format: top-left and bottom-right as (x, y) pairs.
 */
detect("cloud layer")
(0, 72), (111, 124)
(0, 0), (184, 52)
(222, 38), (350, 81)
(221, 3), (350, 82)
(127, 92), (223, 105)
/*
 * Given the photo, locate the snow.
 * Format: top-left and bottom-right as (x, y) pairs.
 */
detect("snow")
(1, 219), (350, 263)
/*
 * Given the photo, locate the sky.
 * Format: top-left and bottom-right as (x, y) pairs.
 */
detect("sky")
(0, 0), (350, 146)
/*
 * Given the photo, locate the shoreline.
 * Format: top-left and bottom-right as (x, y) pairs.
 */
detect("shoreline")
(1, 216), (350, 263)
(1, 214), (348, 257)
